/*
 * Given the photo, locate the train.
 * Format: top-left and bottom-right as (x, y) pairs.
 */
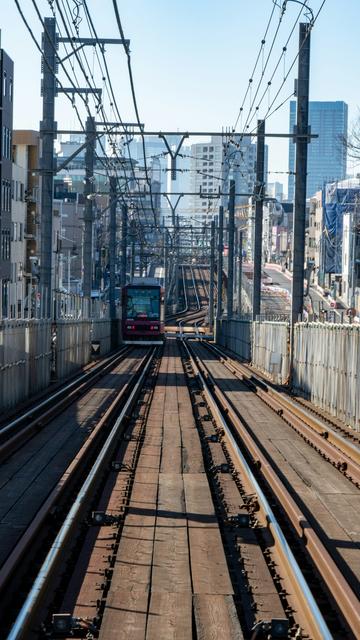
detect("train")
(121, 281), (165, 344)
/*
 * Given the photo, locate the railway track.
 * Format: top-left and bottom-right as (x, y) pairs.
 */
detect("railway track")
(4, 339), (358, 639)
(186, 339), (360, 637)
(0, 346), (154, 637)
(209, 341), (360, 468)
(165, 264), (209, 333)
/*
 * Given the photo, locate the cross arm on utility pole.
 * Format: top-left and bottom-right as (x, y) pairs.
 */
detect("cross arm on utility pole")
(57, 87), (102, 96)
(58, 37), (130, 64)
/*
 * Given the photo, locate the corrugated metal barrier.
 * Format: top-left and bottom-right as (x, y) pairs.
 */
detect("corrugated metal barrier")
(252, 321), (290, 385)
(55, 320), (92, 379)
(0, 320), (51, 411)
(293, 323), (360, 430)
(216, 318), (252, 361)
(91, 319), (112, 356)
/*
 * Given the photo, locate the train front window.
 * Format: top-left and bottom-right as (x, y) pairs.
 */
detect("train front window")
(126, 289), (160, 319)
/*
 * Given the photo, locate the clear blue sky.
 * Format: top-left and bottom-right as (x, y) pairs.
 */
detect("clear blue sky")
(1, 0), (359, 190)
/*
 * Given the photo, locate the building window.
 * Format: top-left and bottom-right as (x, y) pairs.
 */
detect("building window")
(3, 71), (7, 97)
(1, 229), (10, 260)
(9, 79), (12, 102)
(1, 181), (4, 209)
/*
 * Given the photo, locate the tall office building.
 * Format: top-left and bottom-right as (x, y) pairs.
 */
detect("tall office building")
(189, 136), (223, 224)
(0, 48), (14, 287)
(288, 101), (348, 201)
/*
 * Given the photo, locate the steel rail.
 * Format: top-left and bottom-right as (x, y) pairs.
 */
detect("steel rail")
(190, 265), (201, 311)
(199, 266), (210, 298)
(6, 347), (157, 640)
(165, 264), (188, 323)
(182, 339), (332, 640)
(186, 340), (360, 636)
(206, 342), (360, 483)
(177, 265), (201, 335)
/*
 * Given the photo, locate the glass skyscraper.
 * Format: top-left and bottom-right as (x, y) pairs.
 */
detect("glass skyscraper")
(288, 101), (348, 201)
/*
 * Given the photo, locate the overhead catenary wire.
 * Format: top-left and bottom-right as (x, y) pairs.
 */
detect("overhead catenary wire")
(44, 0), (148, 242)
(81, 0), (157, 235)
(18, 0), (149, 263)
(111, 0), (159, 228)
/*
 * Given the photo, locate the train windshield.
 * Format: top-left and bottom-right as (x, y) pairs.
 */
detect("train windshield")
(126, 288), (160, 319)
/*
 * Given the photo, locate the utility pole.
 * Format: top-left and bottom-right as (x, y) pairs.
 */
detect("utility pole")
(216, 205), (224, 318)
(291, 22), (311, 323)
(238, 229), (243, 315)
(120, 203), (127, 287)
(109, 176), (117, 323)
(226, 180), (235, 318)
(252, 119), (265, 320)
(40, 17), (57, 317)
(209, 219), (215, 331)
(83, 115), (96, 298)
(39, 22), (128, 316)
(175, 215), (180, 312)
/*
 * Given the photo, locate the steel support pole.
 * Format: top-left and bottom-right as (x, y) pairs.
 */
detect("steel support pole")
(226, 180), (235, 318)
(291, 23), (311, 323)
(175, 215), (180, 312)
(40, 17), (57, 317)
(209, 220), (215, 331)
(120, 203), (127, 287)
(131, 238), (135, 280)
(164, 230), (169, 293)
(83, 116), (95, 297)
(252, 119), (265, 320)
(216, 205), (224, 318)
(139, 242), (144, 277)
(109, 176), (117, 321)
(238, 230), (243, 315)
(129, 220), (135, 281)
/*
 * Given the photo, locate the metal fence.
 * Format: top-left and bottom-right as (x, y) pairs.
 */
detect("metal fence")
(252, 321), (290, 385)
(0, 319), (51, 411)
(293, 323), (360, 430)
(0, 282), (50, 321)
